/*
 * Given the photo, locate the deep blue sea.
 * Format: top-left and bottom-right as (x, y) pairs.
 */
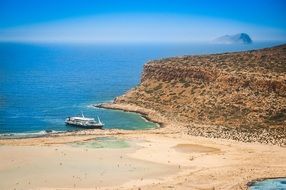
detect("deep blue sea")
(0, 42), (283, 136)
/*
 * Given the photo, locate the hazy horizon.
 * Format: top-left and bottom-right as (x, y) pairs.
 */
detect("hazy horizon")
(0, 0), (286, 43)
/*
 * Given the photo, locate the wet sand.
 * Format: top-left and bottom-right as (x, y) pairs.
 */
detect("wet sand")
(173, 143), (220, 153)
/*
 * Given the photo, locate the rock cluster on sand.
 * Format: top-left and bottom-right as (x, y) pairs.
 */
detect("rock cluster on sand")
(186, 124), (286, 146)
(113, 44), (286, 146)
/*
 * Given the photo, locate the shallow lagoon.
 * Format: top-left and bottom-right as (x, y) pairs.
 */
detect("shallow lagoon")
(69, 136), (131, 149)
(249, 178), (286, 190)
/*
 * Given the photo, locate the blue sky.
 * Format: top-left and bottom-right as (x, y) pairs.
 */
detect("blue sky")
(0, 0), (285, 43)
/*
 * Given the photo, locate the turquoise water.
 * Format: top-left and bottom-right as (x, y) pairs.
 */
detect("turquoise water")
(0, 42), (283, 135)
(69, 137), (130, 149)
(249, 178), (286, 190)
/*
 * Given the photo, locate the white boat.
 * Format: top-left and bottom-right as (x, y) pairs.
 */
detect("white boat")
(65, 113), (104, 129)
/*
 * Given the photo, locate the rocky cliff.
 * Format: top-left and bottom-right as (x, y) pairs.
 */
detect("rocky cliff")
(115, 44), (286, 144)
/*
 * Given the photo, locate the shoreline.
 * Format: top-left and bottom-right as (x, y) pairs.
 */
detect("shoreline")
(0, 102), (164, 141)
(95, 102), (286, 147)
(1, 102), (286, 190)
(3, 101), (284, 147)
(92, 102), (187, 135)
(93, 103), (165, 129)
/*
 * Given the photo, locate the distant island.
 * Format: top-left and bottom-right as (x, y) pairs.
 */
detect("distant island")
(214, 33), (253, 44)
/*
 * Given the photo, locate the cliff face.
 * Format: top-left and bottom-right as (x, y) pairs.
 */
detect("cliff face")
(116, 45), (286, 131)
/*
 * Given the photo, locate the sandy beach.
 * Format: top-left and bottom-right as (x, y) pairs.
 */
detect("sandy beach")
(1, 102), (286, 190)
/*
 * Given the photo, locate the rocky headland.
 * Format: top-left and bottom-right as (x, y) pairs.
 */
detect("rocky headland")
(102, 44), (286, 146)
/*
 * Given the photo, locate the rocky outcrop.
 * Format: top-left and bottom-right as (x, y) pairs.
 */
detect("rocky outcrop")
(115, 44), (286, 145)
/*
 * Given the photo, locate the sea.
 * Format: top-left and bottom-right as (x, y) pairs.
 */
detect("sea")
(0, 41), (283, 137)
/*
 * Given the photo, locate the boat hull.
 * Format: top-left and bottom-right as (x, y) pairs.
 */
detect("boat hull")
(65, 122), (103, 129)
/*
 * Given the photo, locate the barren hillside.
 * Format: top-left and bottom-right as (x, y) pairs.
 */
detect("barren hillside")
(114, 44), (286, 145)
